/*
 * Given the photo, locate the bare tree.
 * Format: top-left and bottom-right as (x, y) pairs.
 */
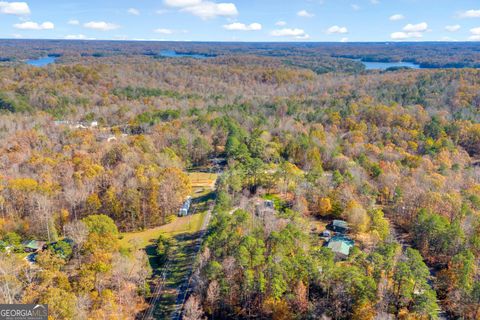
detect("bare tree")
(183, 295), (205, 320)
(64, 220), (89, 252)
(0, 254), (25, 304)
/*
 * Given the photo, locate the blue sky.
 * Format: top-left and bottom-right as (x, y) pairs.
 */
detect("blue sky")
(1, 0), (480, 41)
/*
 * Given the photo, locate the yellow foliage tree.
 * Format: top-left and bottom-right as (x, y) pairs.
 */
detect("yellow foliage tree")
(317, 197), (332, 216)
(345, 200), (370, 233)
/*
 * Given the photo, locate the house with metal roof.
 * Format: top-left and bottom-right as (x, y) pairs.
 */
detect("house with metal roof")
(331, 220), (349, 233)
(22, 240), (46, 253)
(327, 235), (354, 259)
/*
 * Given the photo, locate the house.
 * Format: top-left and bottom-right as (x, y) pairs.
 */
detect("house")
(72, 124), (87, 129)
(327, 235), (354, 259)
(264, 200), (274, 209)
(22, 240), (46, 253)
(331, 220), (349, 233)
(255, 199), (275, 217)
(53, 120), (71, 126)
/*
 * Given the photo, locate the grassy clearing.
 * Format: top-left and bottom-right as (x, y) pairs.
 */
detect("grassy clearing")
(188, 172), (217, 193)
(129, 171), (216, 318)
(152, 231), (203, 319)
(119, 212), (206, 251)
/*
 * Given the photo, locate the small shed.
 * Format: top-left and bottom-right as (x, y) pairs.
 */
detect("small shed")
(321, 230), (332, 238)
(331, 220), (349, 233)
(327, 235), (354, 259)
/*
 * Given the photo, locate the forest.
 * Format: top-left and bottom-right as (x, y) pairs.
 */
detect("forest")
(0, 41), (479, 319)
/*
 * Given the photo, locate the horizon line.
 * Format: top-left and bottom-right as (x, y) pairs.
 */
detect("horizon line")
(0, 38), (479, 44)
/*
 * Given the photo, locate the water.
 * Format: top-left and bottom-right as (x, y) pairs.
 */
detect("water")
(26, 56), (57, 67)
(159, 50), (213, 59)
(360, 60), (421, 70)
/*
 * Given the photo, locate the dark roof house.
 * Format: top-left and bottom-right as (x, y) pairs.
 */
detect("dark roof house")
(331, 220), (349, 233)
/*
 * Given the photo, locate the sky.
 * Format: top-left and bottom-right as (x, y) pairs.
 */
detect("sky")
(1, 0), (480, 42)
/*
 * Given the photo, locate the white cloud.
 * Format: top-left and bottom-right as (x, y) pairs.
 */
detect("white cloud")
(223, 22), (262, 31)
(390, 22), (428, 40)
(84, 21), (119, 31)
(403, 22), (428, 32)
(459, 9), (480, 18)
(326, 25), (348, 34)
(182, 2), (237, 19)
(445, 25), (461, 32)
(296, 34), (310, 40)
(128, 8), (140, 15)
(370, 0), (379, 4)
(164, 0), (237, 19)
(340, 37), (349, 42)
(390, 31), (422, 40)
(469, 27), (480, 40)
(14, 21), (54, 30)
(271, 28), (305, 37)
(64, 34), (87, 40)
(154, 28), (173, 34)
(68, 19), (80, 25)
(164, 0), (202, 7)
(389, 14), (404, 21)
(0, 1), (30, 15)
(470, 27), (480, 35)
(297, 10), (314, 18)
(275, 21), (287, 26)
(351, 4), (360, 11)
(271, 28), (309, 39)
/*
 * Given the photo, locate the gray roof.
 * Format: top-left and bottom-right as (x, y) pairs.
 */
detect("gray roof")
(333, 220), (348, 228)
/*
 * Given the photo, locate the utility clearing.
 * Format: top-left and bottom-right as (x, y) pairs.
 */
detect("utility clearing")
(121, 172), (217, 319)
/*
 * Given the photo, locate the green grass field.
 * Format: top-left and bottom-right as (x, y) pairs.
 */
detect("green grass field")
(119, 212), (207, 251)
(188, 172), (218, 195)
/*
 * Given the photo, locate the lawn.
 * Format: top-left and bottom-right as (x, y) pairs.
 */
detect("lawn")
(119, 212), (207, 251)
(188, 172), (217, 194)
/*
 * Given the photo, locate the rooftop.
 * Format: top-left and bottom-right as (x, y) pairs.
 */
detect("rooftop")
(327, 235), (354, 256)
(22, 240), (45, 250)
(332, 220), (348, 228)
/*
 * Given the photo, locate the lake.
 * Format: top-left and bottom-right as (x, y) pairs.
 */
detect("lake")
(360, 60), (421, 70)
(159, 50), (213, 59)
(26, 56), (57, 67)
